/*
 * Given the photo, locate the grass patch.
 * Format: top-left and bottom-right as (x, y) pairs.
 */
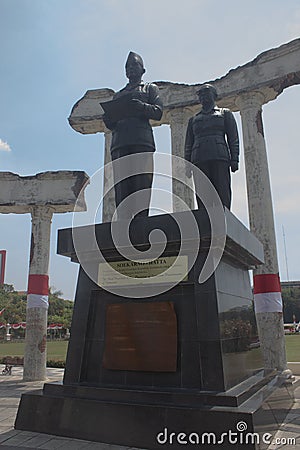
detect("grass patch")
(285, 334), (300, 362)
(0, 336), (299, 363)
(0, 340), (68, 360)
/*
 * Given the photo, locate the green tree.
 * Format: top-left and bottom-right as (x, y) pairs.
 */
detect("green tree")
(282, 287), (300, 323)
(48, 295), (74, 329)
(0, 284), (74, 338)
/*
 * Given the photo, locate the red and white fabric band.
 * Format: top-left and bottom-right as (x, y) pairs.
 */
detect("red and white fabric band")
(253, 273), (282, 313)
(27, 274), (49, 309)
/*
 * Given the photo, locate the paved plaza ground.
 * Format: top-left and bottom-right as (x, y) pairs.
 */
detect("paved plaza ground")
(0, 366), (136, 449)
(0, 365), (299, 449)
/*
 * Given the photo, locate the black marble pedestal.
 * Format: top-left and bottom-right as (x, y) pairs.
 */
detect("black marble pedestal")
(15, 209), (294, 449)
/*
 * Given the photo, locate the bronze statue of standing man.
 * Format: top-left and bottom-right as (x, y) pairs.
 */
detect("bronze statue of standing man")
(184, 84), (239, 209)
(103, 52), (163, 219)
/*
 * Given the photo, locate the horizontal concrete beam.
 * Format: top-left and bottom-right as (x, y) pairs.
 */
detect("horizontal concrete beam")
(0, 171), (89, 214)
(69, 38), (300, 134)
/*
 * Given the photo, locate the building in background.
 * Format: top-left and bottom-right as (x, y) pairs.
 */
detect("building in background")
(281, 281), (300, 289)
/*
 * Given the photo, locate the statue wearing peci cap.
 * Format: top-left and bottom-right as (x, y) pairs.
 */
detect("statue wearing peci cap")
(103, 52), (163, 220)
(184, 84), (239, 209)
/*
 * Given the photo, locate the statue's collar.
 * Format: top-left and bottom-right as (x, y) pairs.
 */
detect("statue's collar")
(200, 105), (218, 115)
(125, 81), (144, 90)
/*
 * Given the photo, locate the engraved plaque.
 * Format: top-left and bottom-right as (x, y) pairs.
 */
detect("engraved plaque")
(103, 302), (177, 372)
(98, 255), (188, 287)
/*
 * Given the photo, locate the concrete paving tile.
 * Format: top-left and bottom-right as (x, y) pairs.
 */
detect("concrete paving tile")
(0, 401), (16, 406)
(0, 446), (37, 449)
(50, 439), (100, 449)
(0, 389), (20, 395)
(0, 429), (19, 442)
(0, 426), (15, 433)
(0, 418), (17, 427)
(0, 421), (16, 429)
(0, 406), (17, 412)
(2, 430), (41, 446)
(268, 431), (299, 449)
(272, 440), (298, 449)
(0, 417), (15, 423)
(286, 416), (300, 426)
(285, 410), (300, 425)
(280, 423), (300, 434)
(78, 444), (124, 449)
(0, 414), (15, 428)
(0, 407), (18, 416)
(38, 437), (81, 449)
(0, 404), (18, 409)
(15, 433), (54, 448)
(0, 405), (18, 411)
(0, 410), (17, 420)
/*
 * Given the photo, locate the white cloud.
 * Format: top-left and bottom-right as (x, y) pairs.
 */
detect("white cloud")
(0, 139), (11, 152)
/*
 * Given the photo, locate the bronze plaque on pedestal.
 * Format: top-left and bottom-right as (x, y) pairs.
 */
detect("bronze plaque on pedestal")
(103, 302), (177, 372)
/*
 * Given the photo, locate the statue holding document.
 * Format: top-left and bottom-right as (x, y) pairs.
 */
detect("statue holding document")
(102, 52), (163, 220)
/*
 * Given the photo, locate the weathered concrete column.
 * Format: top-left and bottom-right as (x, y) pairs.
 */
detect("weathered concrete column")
(102, 131), (115, 222)
(0, 250), (6, 284)
(236, 92), (287, 371)
(167, 108), (194, 211)
(23, 206), (53, 381)
(0, 171), (89, 380)
(5, 323), (11, 341)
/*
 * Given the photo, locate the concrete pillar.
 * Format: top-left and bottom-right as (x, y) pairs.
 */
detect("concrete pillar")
(5, 323), (11, 341)
(0, 171), (89, 381)
(102, 131), (115, 222)
(168, 108), (194, 211)
(236, 92), (287, 371)
(23, 206), (53, 381)
(0, 250), (6, 284)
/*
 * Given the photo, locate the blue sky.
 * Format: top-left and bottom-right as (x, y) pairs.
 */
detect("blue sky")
(1, 0), (300, 299)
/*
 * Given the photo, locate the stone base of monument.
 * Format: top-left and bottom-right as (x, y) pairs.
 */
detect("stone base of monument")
(15, 209), (294, 450)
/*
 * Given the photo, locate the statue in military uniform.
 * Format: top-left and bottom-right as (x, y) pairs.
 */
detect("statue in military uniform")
(103, 52), (163, 219)
(184, 84), (239, 209)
